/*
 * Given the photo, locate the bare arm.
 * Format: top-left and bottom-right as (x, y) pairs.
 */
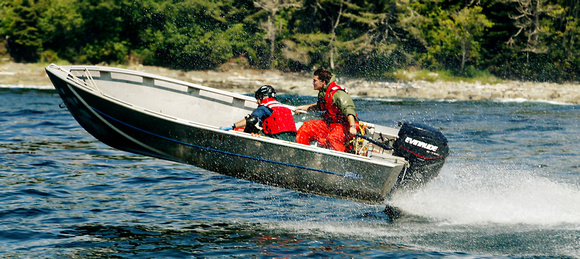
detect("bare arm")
(294, 103), (319, 114)
(232, 118), (247, 129)
(347, 114), (357, 135)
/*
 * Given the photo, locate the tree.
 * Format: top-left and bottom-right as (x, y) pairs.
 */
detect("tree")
(276, 0), (339, 70)
(498, 0), (579, 81)
(327, 0), (346, 70)
(37, 0), (82, 62)
(285, 0), (360, 70)
(444, 6), (493, 73)
(338, 0), (411, 78)
(148, 0), (267, 70)
(505, 0), (558, 55)
(253, 0), (302, 68)
(400, 1), (492, 73)
(0, 0), (44, 62)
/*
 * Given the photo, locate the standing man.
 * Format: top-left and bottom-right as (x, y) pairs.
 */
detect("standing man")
(294, 68), (358, 152)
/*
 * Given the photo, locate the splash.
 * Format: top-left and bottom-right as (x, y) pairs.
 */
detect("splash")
(389, 163), (580, 225)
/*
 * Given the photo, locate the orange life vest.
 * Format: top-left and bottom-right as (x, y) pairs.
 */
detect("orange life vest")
(260, 98), (297, 135)
(318, 82), (349, 123)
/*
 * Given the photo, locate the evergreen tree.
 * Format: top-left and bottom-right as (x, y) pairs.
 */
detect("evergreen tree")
(0, 0), (44, 62)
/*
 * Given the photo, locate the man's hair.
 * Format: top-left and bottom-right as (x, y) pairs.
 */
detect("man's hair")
(314, 67), (332, 84)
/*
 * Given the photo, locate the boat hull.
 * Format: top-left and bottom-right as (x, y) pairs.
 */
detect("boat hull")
(46, 65), (406, 204)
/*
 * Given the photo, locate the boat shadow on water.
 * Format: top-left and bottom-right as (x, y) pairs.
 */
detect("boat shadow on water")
(58, 221), (418, 257)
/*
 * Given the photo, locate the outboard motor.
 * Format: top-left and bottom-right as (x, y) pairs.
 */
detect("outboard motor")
(392, 122), (449, 190)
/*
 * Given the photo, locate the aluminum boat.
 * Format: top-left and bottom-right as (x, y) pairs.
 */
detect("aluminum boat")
(45, 64), (449, 204)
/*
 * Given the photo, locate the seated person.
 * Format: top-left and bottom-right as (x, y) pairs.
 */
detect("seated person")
(220, 85), (297, 142)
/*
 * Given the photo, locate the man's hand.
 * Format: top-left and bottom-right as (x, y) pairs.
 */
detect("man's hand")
(349, 125), (357, 135)
(294, 105), (310, 114)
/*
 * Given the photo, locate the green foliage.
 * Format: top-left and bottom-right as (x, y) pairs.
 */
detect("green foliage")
(0, 0), (577, 82)
(441, 6), (493, 72)
(1, 0), (44, 61)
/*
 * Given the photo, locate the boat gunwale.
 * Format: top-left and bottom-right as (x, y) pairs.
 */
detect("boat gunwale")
(60, 64), (258, 103)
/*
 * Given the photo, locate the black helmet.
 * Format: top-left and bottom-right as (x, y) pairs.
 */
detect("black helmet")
(254, 85), (276, 100)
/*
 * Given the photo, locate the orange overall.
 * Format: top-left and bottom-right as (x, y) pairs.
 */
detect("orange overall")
(296, 82), (357, 152)
(297, 120), (352, 152)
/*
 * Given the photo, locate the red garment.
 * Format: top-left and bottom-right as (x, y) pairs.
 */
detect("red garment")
(299, 82), (355, 152)
(318, 82), (349, 123)
(260, 98), (297, 135)
(296, 120), (352, 152)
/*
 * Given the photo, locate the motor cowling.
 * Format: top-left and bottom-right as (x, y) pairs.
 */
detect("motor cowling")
(392, 122), (449, 190)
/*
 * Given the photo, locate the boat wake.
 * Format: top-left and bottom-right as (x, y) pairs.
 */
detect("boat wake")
(388, 163), (580, 225)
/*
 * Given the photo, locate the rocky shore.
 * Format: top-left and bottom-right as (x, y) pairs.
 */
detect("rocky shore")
(1, 62), (579, 104)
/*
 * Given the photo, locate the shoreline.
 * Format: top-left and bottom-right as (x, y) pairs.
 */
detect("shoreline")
(2, 62), (579, 104)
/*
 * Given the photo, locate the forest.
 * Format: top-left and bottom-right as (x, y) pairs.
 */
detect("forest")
(1, 0), (578, 82)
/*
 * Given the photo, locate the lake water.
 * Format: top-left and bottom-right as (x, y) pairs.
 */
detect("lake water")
(1, 85), (579, 258)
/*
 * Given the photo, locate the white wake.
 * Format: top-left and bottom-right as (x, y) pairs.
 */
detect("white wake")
(389, 163), (580, 225)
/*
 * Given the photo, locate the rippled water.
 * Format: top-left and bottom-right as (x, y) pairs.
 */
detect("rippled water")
(1, 86), (579, 258)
